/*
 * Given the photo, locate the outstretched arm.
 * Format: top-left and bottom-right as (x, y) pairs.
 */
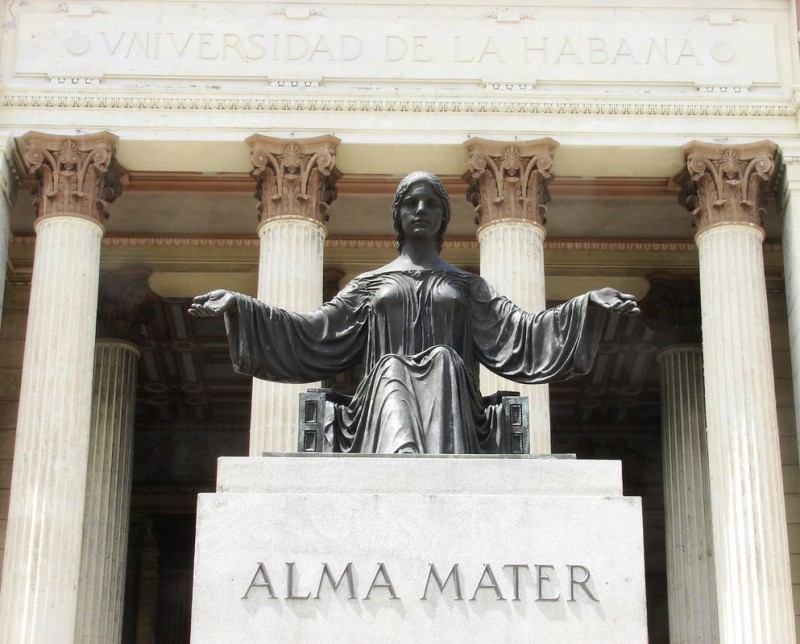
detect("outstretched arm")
(188, 289), (238, 318)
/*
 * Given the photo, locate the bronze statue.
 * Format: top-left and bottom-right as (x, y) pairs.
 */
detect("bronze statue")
(189, 171), (639, 454)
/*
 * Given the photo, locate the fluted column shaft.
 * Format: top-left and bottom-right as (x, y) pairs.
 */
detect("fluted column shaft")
(677, 140), (794, 642)
(75, 340), (139, 644)
(0, 132), (124, 641)
(252, 218), (326, 454)
(246, 135), (340, 455)
(465, 137), (558, 454)
(478, 221), (550, 453)
(658, 345), (718, 643)
(781, 160), (800, 460)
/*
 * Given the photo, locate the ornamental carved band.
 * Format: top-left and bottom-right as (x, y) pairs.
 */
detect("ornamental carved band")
(463, 137), (559, 227)
(676, 140), (778, 232)
(246, 134), (341, 226)
(21, 131), (127, 222)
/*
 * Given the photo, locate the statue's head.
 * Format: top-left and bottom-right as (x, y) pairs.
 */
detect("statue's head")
(391, 171), (451, 253)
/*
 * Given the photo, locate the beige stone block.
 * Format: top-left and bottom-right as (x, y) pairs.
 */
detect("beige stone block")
(3, 286), (30, 310)
(0, 370), (20, 401)
(776, 380), (796, 408)
(0, 403), (17, 430)
(0, 312), (27, 340)
(773, 350), (793, 378)
(0, 341), (24, 368)
(785, 494), (800, 523)
(791, 554), (800, 580)
(0, 490), (9, 518)
(781, 436), (800, 466)
(778, 409), (798, 437)
(0, 461), (10, 488)
(771, 322), (791, 350)
(788, 523), (800, 547)
(0, 430), (14, 459)
(783, 465), (800, 494)
(769, 293), (788, 322)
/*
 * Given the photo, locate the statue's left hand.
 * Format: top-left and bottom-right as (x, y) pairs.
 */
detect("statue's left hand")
(588, 287), (640, 316)
(188, 289), (238, 317)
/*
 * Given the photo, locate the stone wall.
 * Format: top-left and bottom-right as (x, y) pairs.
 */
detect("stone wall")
(0, 283), (28, 583)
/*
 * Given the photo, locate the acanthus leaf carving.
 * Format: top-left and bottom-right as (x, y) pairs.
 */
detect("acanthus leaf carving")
(22, 131), (126, 223)
(675, 140), (777, 232)
(246, 134), (341, 226)
(463, 137), (559, 227)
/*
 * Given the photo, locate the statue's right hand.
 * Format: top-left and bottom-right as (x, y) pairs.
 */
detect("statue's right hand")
(188, 290), (238, 317)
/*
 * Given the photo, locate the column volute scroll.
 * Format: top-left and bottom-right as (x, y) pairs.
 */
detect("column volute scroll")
(463, 137), (559, 229)
(675, 140), (778, 234)
(246, 134), (341, 228)
(21, 131), (127, 224)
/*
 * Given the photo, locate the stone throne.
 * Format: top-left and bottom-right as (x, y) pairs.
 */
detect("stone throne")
(298, 389), (530, 454)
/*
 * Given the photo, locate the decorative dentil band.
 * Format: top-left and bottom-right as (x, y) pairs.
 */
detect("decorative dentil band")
(246, 134), (341, 226)
(675, 140), (778, 232)
(21, 131), (127, 223)
(463, 137), (559, 227)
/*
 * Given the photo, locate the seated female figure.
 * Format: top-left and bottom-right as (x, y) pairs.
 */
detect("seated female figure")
(189, 171), (639, 454)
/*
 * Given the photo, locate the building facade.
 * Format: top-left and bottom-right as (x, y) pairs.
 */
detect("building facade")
(0, 1), (799, 641)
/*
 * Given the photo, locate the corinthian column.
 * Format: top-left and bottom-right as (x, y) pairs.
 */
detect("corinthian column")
(0, 132), (126, 641)
(75, 270), (155, 644)
(245, 135), (340, 455)
(676, 141), (794, 642)
(643, 276), (718, 643)
(464, 137), (558, 454)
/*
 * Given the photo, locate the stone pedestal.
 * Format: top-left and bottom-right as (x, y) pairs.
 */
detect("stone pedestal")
(246, 135), (340, 455)
(465, 138), (558, 454)
(677, 141), (795, 642)
(192, 456), (648, 643)
(0, 132), (125, 641)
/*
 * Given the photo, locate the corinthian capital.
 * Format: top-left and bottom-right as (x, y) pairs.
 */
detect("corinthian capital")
(676, 140), (778, 233)
(463, 137), (559, 227)
(246, 134), (341, 226)
(21, 131), (127, 222)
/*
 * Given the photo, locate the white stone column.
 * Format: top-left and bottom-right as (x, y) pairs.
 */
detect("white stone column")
(644, 276), (718, 643)
(0, 132), (125, 641)
(246, 135), (340, 455)
(781, 159), (800, 460)
(75, 269), (152, 643)
(0, 134), (19, 332)
(76, 340), (138, 644)
(678, 141), (795, 642)
(465, 137), (558, 454)
(660, 345), (718, 641)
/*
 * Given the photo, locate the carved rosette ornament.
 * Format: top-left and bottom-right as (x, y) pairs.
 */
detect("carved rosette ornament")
(676, 140), (778, 233)
(246, 134), (341, 226)
(21, 131), (127, 223)
(96, 269), (160, 343)
(464, 137), (559, 228)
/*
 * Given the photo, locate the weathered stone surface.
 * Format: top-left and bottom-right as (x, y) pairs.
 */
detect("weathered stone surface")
(193, 456), (647, 643)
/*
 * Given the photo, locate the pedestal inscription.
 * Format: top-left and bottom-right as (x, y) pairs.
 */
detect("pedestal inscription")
(192, 456), (647, 643)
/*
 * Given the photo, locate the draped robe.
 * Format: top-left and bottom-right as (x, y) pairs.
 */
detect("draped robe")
(224, 268), (605, 454)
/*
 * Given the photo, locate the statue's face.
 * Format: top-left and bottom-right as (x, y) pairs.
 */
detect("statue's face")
(398, 181), (444, 243)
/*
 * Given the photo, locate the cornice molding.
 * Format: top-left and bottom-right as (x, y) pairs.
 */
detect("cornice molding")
(2, 92), (796, 118)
